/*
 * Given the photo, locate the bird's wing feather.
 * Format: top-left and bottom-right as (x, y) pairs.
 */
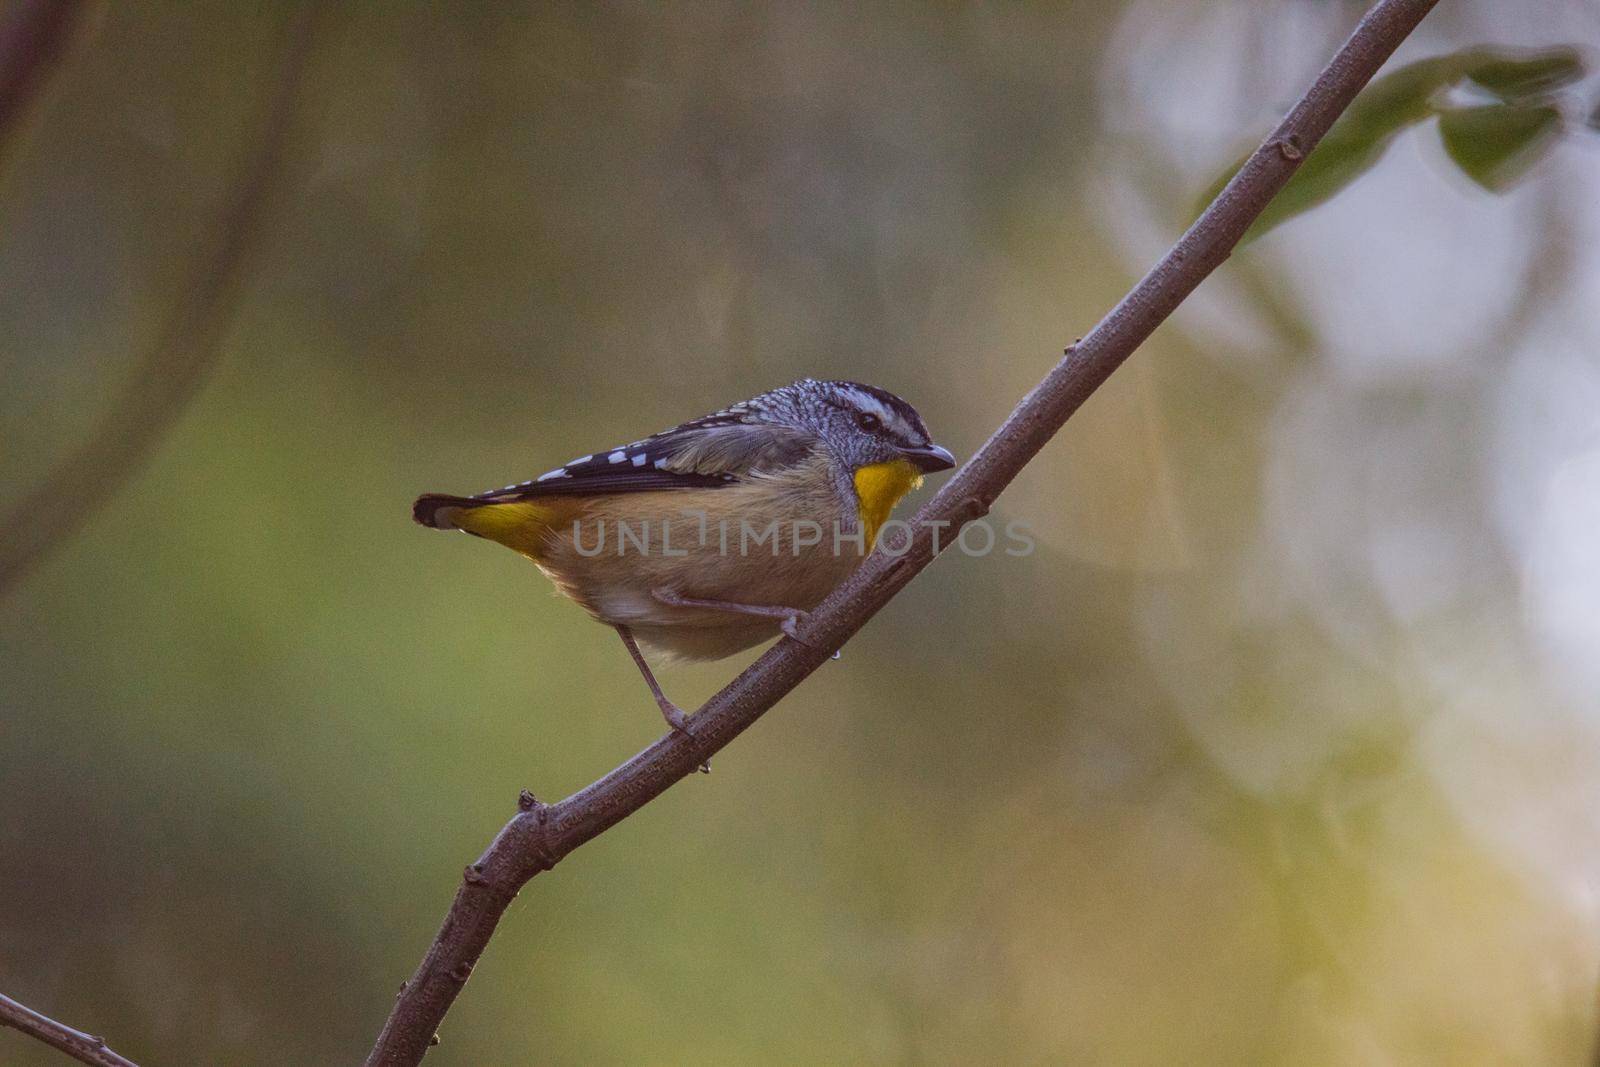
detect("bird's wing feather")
(468, 419), (817, 502)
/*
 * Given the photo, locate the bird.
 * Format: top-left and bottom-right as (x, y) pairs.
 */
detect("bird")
(413, 378), (955, 731)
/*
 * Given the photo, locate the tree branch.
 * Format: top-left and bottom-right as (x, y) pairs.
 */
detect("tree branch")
(0, 0), (85, 162)
(0, 3), (319, 599)
(366, 1), (1441, 1062)
(0, 992), (140, 1067)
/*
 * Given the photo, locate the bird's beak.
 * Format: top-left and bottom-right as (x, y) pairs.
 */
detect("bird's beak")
(900, 443), (956, 473)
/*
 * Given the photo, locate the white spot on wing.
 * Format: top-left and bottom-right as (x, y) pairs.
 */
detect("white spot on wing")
(632, 453), (648, 467)
(536, 469), (570, 482)
(608, 451), (626, 463)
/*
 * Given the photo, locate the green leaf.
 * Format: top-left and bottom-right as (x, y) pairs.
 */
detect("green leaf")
(1194, 54), (1461, 242)
(1225, 127), (1389, 242)
(1463, 47), (1586, 100)
(1192, 45), (1590, 242)
(1436, 103), (1562, 192)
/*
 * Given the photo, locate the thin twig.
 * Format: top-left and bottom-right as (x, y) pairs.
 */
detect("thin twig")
(0, 992), (140, 1067)
(366, 2), (1441, 1063)
(0, 0), (85, 161)
(0, 3), (319, 599)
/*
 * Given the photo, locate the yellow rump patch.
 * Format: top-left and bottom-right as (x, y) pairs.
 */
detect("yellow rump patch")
(853, 459), (924, 548)
(451, 501), (570, 560)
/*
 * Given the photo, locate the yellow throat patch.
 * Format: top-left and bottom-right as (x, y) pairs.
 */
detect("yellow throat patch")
(853, 459), (924, 549)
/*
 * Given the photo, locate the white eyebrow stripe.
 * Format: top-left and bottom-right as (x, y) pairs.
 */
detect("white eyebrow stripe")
(842, 388), (893, 422)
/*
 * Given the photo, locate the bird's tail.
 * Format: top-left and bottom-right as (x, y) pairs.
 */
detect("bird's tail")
(413, 493), (481, 531)
(413, 493), (564, 559)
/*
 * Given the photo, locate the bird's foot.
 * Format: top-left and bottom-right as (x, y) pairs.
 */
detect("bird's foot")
(779, 610), (816, 646)
(658, 698), (691, 735)
(657, 700), (709, 772)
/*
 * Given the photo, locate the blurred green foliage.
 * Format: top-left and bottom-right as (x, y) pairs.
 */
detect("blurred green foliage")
(1437, 102), (1562, 191)
(1198, 46), (1592, 239)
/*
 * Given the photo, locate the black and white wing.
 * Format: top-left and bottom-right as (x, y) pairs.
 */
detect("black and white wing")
(464, 412), (816, 503)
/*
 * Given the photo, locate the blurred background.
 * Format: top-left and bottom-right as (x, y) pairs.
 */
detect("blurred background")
(3, 1), (1599, 1063)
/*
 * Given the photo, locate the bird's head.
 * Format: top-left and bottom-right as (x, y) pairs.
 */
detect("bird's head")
(755, 379), (956, 475)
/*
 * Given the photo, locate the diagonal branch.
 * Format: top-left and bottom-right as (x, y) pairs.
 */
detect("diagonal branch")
(0, 3), (319, 600)
(0, 991), (140, 1067)
(0, 0), (85, 162)
(366, 1), (1441, 1063)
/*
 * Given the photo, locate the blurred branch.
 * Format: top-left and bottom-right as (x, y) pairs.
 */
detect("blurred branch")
(0, 0), (85, 164)
(0, 991), (140, 1067)
(366, 1), (1440, 1063)
(0, 3), (318, 599)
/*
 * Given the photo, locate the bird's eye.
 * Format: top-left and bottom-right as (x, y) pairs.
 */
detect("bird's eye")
(855, 411), (882, 433)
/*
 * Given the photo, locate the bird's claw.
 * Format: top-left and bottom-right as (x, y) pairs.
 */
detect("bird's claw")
(659, 700), (691, 735)
(659, 702), (709, 772)
(780, 611), (816, 646)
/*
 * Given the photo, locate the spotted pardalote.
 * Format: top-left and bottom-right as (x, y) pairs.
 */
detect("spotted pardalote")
(414, 379), (955, 730)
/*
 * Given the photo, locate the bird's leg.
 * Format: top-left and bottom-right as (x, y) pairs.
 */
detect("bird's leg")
(650, 588), (815, 646)
(616, 625), (691, 734)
